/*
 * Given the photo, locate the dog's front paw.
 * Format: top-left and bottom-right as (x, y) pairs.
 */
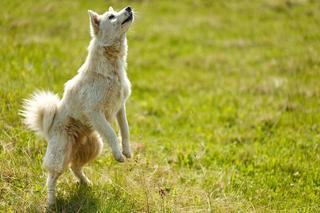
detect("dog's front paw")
(122, 149), (132, 158)
(114, 152), (125, 162)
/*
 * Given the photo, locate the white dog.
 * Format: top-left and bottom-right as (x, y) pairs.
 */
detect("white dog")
(21, 6), (134, 205)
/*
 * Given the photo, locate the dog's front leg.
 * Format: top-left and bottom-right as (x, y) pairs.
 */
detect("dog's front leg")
(116, 105), (132, 158)
(89, 111), (124, 162)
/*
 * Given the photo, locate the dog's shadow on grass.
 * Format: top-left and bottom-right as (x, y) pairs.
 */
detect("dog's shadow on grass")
(46, 184), (99, 213)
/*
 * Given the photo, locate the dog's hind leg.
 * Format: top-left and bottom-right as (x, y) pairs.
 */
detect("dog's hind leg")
(47, 172), (61, 205)
(70, 132), (103, 185)
(43, 133), (72, 206)
(116, 105), (132, 158)
(70, 166), (91, 185)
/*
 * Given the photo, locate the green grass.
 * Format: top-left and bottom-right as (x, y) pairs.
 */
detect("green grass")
(1, 0), (320, 211)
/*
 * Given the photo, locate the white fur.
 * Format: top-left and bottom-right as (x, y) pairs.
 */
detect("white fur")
(20, 91), (60, 139)
(21, 6), (134, 205)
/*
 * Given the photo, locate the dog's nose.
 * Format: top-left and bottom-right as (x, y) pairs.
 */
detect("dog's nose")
(126, 7), (132, 13)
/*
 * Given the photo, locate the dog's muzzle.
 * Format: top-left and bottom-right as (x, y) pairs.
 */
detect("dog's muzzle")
(121, 7), (133, 25)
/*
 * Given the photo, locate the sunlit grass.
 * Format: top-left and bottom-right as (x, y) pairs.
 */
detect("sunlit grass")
(1, 0), (320, 211)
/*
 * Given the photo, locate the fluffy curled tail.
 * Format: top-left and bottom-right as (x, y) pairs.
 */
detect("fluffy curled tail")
(20, 91), (60, 137)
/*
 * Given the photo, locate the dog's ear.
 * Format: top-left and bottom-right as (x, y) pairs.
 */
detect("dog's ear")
(88, 10), (100, 36)
(108, 6), (114, 12)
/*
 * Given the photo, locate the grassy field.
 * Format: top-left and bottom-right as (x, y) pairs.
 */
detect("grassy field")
(1, 0), (320, 212)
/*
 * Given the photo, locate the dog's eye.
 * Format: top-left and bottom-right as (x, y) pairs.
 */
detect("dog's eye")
(109, 15), (115, 20)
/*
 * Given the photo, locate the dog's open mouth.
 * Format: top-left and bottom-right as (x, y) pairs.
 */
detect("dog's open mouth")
(121, 13), (133, 25)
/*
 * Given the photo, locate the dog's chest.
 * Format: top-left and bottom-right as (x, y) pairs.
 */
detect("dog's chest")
(101, 68), (131, 119)
(103, 46), (130, 99)
(104, 73), (129, 102)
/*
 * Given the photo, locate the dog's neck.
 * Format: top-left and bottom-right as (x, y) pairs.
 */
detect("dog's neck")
(85, 35), (127, 75)
(103, 38), (126, 63)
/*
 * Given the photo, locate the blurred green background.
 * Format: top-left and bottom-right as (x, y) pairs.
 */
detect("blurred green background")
(1, 0), (320, 212)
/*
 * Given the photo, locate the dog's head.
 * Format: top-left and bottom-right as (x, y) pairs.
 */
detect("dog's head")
(88, 6), (134, 45)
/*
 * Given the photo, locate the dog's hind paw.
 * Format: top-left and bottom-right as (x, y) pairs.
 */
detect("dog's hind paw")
(47, 195), (56, 207)
(80, 178), (92, 186)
